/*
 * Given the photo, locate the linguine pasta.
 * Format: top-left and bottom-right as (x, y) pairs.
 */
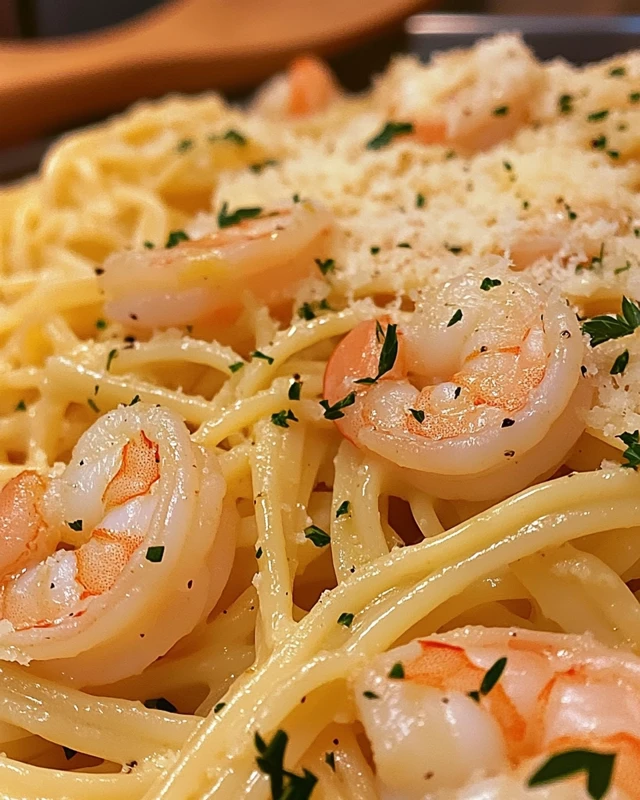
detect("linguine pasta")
(0, 34), (640, 799)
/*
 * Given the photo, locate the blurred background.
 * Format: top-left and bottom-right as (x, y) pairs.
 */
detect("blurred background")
(1, 0), (639, 180)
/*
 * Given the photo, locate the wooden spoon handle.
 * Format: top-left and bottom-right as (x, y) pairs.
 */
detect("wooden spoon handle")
(0, 0), (427, 147)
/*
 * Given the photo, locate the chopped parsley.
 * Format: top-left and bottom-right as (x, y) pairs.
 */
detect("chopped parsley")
(587, 109), (609, 122)
(255, 729), (318, 800)
(354, 323), (398, 385)
(271, 409), (298, 428)
(446, 244), (463, 254)
(67, 519), (83, 532)
(145, 545), (165, 563)
(314, 258), (335, 276)
(336, 500), (351, 518)
(591, 134), (607, 150)
(611, 349), (629, 375)
(467, 657), (507, 703)
(292, 193), (300, 203)
(492, 105), (509, 116)
(256, 546), (263, 559)
(165, 230), (189, 248)
(214, 702), (226, 713)
(503, 160), (512, 171)
(607, 149), (620, 160)
(615, 262), (632, 275)
(527, 749), (615, 800)
(617, 430), (640, 469)
(325, 751), (336, 771)
(96, 318), (107, 330)
(63, 747), (77, 760)
(397, 242), (412, 249)
(558, 93), (574, 114)
(143, 697), (177, 712)
(362, 690), (379, 699)
(177, 138), (193, 153)
(630, 91), (640, 104)
(609, 66), (626, 77)
(288, 380), (302, 401)
(564, 202), (578, 220)
(222, 129), (247, 145)
(87, 398), (100, 413)
(297, 299), (331, 320)
(447, 309), (463, 327)
(14, 400), (26, 412)
(217, 202), (263, 229)
(370, 246), (380, 255)
(304, 525), (330, 547)
(337, 612), (354, 628)
(106, 349), (118, 371)
(409, 408), (425, 423)
(250, 159), (279, 174)
(143, 240), (155, 249)
(582, 296), (640, 346)
(229, 361), (245, 373)
(388, 662), (405, 679)
(522, 200), (530, 210)
(480, 277), (502, 291)
(320, 392), (356, 420)
(128, 395), (141, 406)
(416, 192), (425, 208)
(366, 121), (414, 150)
(252, 351), (274, 365)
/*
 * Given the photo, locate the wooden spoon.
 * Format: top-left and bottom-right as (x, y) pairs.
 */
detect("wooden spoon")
(0, 0), (428, 147)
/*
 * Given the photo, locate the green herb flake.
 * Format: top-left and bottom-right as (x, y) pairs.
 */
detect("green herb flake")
(106, 349), (118, 372)
(615, 262), (632, 275)
(96, 318), (107, 330)
(128, 395), (141, 406)
(143, 697), (177, 713)
(67, 519), (83, 532)
(397, 242), (412, 249)
(315, 258), (335, 276)
(249, 159), (279, 174)
(558, 93), (574, 114)
(255, 729), (318, 800)
(591, 134), (607, 150)
(587, 109), (609, 122)
(177, 138), (194, 153)
(256, 546), (263, 559)
(214, 702), (226, 713)
(409, 408), (425, 423)
(15, 400), (26, 412)
(87, 398), (100, 413)
(337, 612), (354, 628)
(370, 246), (380, 255)
(165, 230), (189, 248)
(363, 690), (379, 699)
(146, 545), (165, 563)
(522, 200), (530, 210)
(609, 66), (626, 77)
(564, 203), (578, 220)
(354, 323), (398, 385)
(223, 129), (247, 145)
(493, 105), (509, 116)
(366, 121), (414, 150)
(63, 747), (77, 760)
(388, 662), (405, 680)
(229, 361), (245, 373)
(480, 277), (502, 291)
(447, 309), (463, 327)
(617, 430), (640, 469)
(416, 192), (425, 208)
(252, 351), (274, 365)
(217, 202), (263, 229)
(304, 524), (330, 547)
(630, 92), (640, 104)
(582, 296), (640, 346)
(143, 240), (155, 249)
(446, 245), (463, 254)
(611, 349), (629, 375)
(271, 409), (298, 428)
(288, 380), (302, 401)
(527, 749), (616, 800)
(503, 160), (512, 171)
(607, 150), (620, 160)
(320, 392), (356, 421)
(336, 500), (351, 518)
(292, 193), (300, 203)
(325, 751), (336, 771)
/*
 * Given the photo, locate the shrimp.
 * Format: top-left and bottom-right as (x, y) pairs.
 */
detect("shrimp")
(381, 35), (544, 153)
(353, 626), (640, 799)
(0, 402), (235, 686)
(323, 271), (590, 501)
(99, 199), (334, 329)
(254, 54), (340, 118)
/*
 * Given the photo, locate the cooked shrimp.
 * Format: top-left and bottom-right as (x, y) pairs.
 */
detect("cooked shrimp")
(381, 35), (544, 153)
(254, 54), (339, 118)
(354, 626), (640, 799)
(323, 271), (590, 501)
(99, 199), (334, 329)
(0, 403), (235, 686)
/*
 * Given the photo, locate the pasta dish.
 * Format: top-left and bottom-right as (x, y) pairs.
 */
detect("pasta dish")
(1, 34), (640, 799)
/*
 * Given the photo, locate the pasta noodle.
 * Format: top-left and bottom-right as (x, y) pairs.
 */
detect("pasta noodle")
(0, 33), (639, 800)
